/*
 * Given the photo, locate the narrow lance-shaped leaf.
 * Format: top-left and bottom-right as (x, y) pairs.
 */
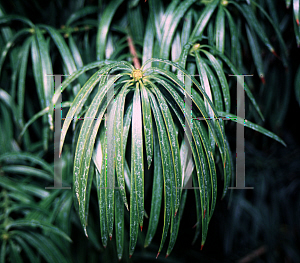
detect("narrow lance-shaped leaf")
(142, 16), (154, 68)
(144, 129), (163, 247)
(215, 5), (225, 55)
(93, 127), (108, 248)
(59, 62), (131, 155)
(114, 86), (131, 210)
(96, 0), (124, 60)
(129, 84), (140, 257)
(293, 0), (300, 26)
(245, 25), (265, 84)
(114, 189), (124, 260)
(147, 88), (172, 257)
(17, 36), (32, 128)
(131, 83), (144, 230)
(140, 81), (153, 169)
(160, 0), (197, 60)
(190, 0), (219, 41)
(35, 27), (54, 127)
(218, 111), (286, 146)
(74, 74), (123, 236)
(152, 86), (181, 213)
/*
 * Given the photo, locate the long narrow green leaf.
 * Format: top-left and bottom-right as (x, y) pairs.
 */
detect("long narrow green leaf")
(105, 85), (118, 240)
(229, 2), (274, 52)
(131, 83), (144, 230)
(40, 25), (77, 75)
(200, 49), (230, 113)
(6, 220), (71, 242)
(0, 240), (6, 263)
(9, 240), (24, 263)
(11, 236), (38, 263)
(160, 0), (197, 60)
(144, 130), (163, 247)
(190, 0), (219, 41)
(149, 77), (209, 249)
(215, 5), (225, 54)
(114, 189), (124, 260)
(224, 8), (238, 67)
(293, 0), (300, 26)
(140, 82), (153, 169)
(181, 9), (192, 46)
(152, 86), (181, 213)
(142, 16), (154, 69)
(17, 36), (33, 127)
(0, 28), (30, 77)
(94, 128), (108, 248)
(148, 0), (164, 44)
(128, 1), (144, 43)
(0, 15), (34, 28)
(96, 0), (124, 60)
(148, 90), (172, 256)
(245, 25), (265, 83)
(74, 74), (123, 236)
(35, 27), (54, 130)
(218, 111), (286, 146)
(66, 6), (98, 26)
(114, 87), (130, 210)
(200, 46), (264, 121)
(129, 87), (139, 257)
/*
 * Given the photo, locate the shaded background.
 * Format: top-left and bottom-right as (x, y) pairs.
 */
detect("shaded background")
(0, 0), (299, 262)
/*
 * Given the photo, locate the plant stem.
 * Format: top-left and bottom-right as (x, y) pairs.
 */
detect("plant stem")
(127, 36), (141, 69)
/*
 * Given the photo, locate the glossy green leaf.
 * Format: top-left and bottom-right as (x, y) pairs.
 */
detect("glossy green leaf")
(160, 0), (197, 60)
(190, 0), (219, 41)
(96, 0), (124, 60)
(114, 189), (124, 260)
(11, 236), (38, 263)
(8, 240), (23, 263)
(152, 86), (181, 213)
(74, 74), (123, 236)
(0, 28), (30, 78)
(245, 25), (265, 82)
(293, 0), (300, 26)
(148, 90), (172, 255)
(114, 87), (130, 210)
(144, 130), (163, 247)
(140, 82), (153, 169)
(6, 220), (71, 242)
(17, 36), (32, 128)
(131, 83), (144, 229)
(218, 111), (286, 146)
(215, 5), (225, 54)
(66, 6), (98, 26)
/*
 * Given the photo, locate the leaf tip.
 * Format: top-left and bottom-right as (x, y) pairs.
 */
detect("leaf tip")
(297, 19), (299, 26)
(203, 209), (206, 218)
(271, 49), (280, 59)
(140, 226), (143, 232)
(156, 252), (160, 259)
(201, 244), (204, 250)
(109, 235), (112, 241)
(165, 254), (169, 258)
(260, 75), (265, 85)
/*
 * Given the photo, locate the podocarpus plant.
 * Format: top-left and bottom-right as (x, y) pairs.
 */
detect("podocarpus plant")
(1, 0), (297, 261)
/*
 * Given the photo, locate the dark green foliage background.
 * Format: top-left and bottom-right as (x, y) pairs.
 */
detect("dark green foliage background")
(1, 0), (299, 262)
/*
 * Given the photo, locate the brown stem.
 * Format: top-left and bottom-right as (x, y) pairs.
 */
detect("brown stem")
(238, 245), (267, 263)
(127, 36), (141, 69)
